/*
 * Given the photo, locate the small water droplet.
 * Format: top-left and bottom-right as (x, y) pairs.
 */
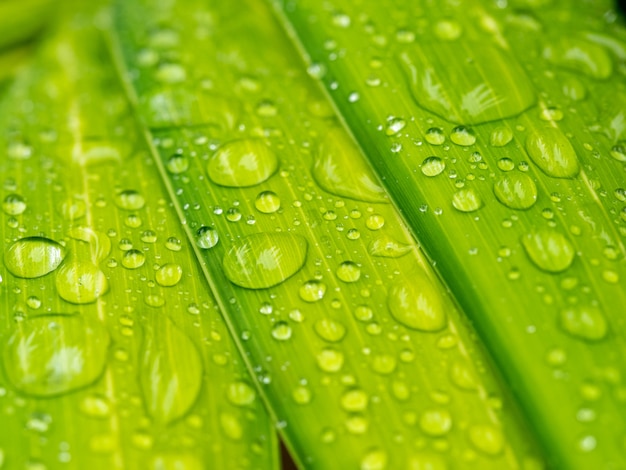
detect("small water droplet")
(341, 388), (369, 412)
(316, 348), (344, 372)
(56, 262), (109, 304)
(166, 153), (189, 174)
(385, 117), (406, 136)
(366, 214), (385, 230)
(255, 191), (281, 213)
(226, 381), (256, 406)
(155, 263), (183, 287)
(434, 20), (462, 40)
(299, 280), (327, 302)
(292, 386), (312, 404)
(336, 261), (361, 282)
(114, 190), (145, 211)
(122, 249), (146, 269)
(195, 226), (219, 249)
(490, 126), (513, 147)
(419, 409), (452, 436)
(360, 449), (387, 470)
(610, 143), (626, 162)
(354, 305), (373, 322)
(421, 156), (446, 177)
(424, 127), (445, 145)
(58, 198), (86, 221)
(368, 236), (413, 258)
(468, 425), (504, 455)
(207, 139), (278, 187)
(2, 194), (27, 215)
(497, 157), (515, 171)
(271, 322), (292, 341)
(5, 237), (66, 278)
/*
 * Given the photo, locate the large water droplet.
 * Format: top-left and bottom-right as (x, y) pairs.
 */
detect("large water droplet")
(493, 173), (537, 209)
(5, 237), (66, 278)
(140, 319), (202, 423)
(3, 315), (110, 396)
(388, 277), (446, 331)
(313, 128), (388, 203)
(525, 128), (580, 178)
(56, 262), (109, 304)
(207, 139), (278, 187)
(559, 306), (608, 341)
(223, 233), (307, 289)
(543, 38), (613, 79)
(368, 235), (413, 258)
(255, 191), (281, 213)
(521, 229), (575, 272)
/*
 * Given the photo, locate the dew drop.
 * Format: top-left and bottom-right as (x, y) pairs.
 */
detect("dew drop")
(195, 226), (219, 249)
(361, 449), (387, 470)
(452, 188), (482, 212)
(5, 237), (66, 278)
(368, 235), (413, 258)
(207, 139), (278, 187)
(122, 249), (146, 269)
(314, 318), (347, 342)
(2, 194), (26, 215)
(371, 354), (397, 375)
(497, 158), (515, 171)
(610, 143), (626, 162)
(271, 322), (292, 341)
(490, 126), (513, 147)
(388, 277), (446, 331)
(521, 229), (575, 272)
(292, 386), (312, 404)
(354, 305), (373, 322)
(155, 263), (183, 287)
(341, 388), (369, 412)
(114, 190), (145, 211)
(58, 198), (86, 221)
(419, 409), (452, 436)
(468, 425), (504, 456)
(56, 262), (109, 304)
(316, 348), (344, 372)
(425, 127), (445, 145)
(385, 117), (406, 136)
(166, 154), (189, 174)
(543, 38), (613, 79)
(255, 191), (281, 213)
(450, 126), (476, 146)
(559, 306), (608, 341)
(525, 128), (580, 178)
(226, 381), (256, 406)
(366, 214), (385, 230)
(493, 173), (537, 210)
(336, 261), (361, 283)
(300, 280), (327, 302)
(421, 156), (446, 177)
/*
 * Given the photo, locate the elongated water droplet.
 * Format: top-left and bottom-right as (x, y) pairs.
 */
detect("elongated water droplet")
(3, 315), (110, 396)
(368, 235), (413, 258)
(521, 229), (575, 272)
(223, 233), (307, 289)
(388, 277), (446, 331)
(610, 143), (626, 162)
(207, 139), (278, 187)
(56, 262), (109, 304)
(155, 263), (183, 287)
(525, 128), (580, 178)
(559, 306), (608, 341)
(452, 188), (482, 212)
(493, 173), (537, 209)
(5, 237), (66, 278)
(140, 319), (202, 423)
(313, 128), (388, 203)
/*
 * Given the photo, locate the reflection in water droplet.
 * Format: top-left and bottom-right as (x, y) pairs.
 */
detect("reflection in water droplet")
(195, 226), (219, 249)
(525, 128), (579, 178)
(521, 229), (575, 272)
(610, 143), (626, 162)
(368, 236), (413, 258)
(2, 194), (27, 215)
(559, 306), (608, 341)
(421, 156), (446, 177)
(314, 318), (346, 342)
(468, 424), (504, 455)
(207, 139), (278, 187)
(155, 264), (183, 287)
(300, 280), (327, 302)
(114, 190), (145, 210)
(223, 233), (307, 289)
(3, 315), (110, 396)
(56, 262), (109, 304)
(452, 188), (482, 212)
(493, 173), (537, 210)
(122, 249), (146, 269)
(388, 277), (446, 331)
(336, 261), (361, 282)
(5, 237), (66, 278)
(255, 191), (281, 213)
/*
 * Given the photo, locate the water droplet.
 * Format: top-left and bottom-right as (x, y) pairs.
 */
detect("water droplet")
(255, 191), (281, 213)
(452, 188), (482, 212)
(434, 20), (462, 40)
(5, 237), (66, 278)
(419, 409), (452, 436)
(56, 262), (109, 304)
(468, 425), (504, 455)
(299, 280), (327, 302)
(525, 128), (580, 178)
(122, 249), (146, 269)
(141, 230), (157, 243)
(400, 44), (534, 124)
(336, 261), (361, 282)
(450, 361), (477, 391)
(2, 194), (26, 215)
(220, 412), (243, 440)
(578, 435), (597, 452)
(316, 348), (344, 372)
(314, 318), (346, 342)
(226, 208), (242, 222)
(3, 315), (110, 396)
(490, 126), (513, 147)
(292, 386), (311, 405)
(166, 154), (189, 174)
(559, 306), (608, 341)
(493, 173), (537, 210)
(385, 117), (406, 136)
(26, 296), (42, 310)
(226, 381), (256, 406)
(354, 305), (373, 322)
(540, 106), (563, 121)
(408, 454), (447, 470)
(155, 263), (182, 287)
(421, 156), (446, 177)
(361, 449), (387, 470)
(368, 235), (413, 258)
(195, 226), (219, 249)
(371, 354), (397, 375)
(424, 127), (445, 145)
(521, 229), (575, 272)
(114, 190), (145, 211)
(271, 322), (292, 341)
(543, 38), (613, 79)
(313, 128), (388, 203)
(58, 198), (86, 221)
(223, 233), (307, 289)
(366, 214), (385, 230)
(450, 126), (476, 146)
(207, 139), (278, 187)
(497, 157), (515, 171)
(388, 277), (446, 331)
(341, 388), (369, 412)
(80, 395), (111, 418)
(610, 143), (626, 162)
(140, 319), (202, 423)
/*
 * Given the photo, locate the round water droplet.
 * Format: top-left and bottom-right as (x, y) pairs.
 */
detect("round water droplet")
(450, 361), (477, 391)
(300, 280), (327, 302)
(207, 139), (278, 187)
(141, 230), (157, 243)
(336, 261), (361, 282)
(5, 237), (66, 278)
(419, 409), (452, 436)
(271, 322), (292, 341)
(316, 348), (344, 372)
(497, 158), (515, 171)
(421, 156), (446, 177)
(223, 233), (307, 289)
(56, 262), (109, 304)
(122, 250), (146, 269)
(493, 173), (537, 210)
(341, 388), (369, 412)
(388, 277), (446, 331)
(26, 295), (42, 310)
(354, 305), (373, 322)
(114, 190), (145, 211)
(220, 412), (243, 440)
(195, 226), (219, 249)
(2, 194), (26, 215)
(450, 126), (476, 146)
(255, 191), (281, 213)
(292, 386), (312, 404)
(361, 449), (387, 470)
(314, 318), (346, 342)
(368, 236), (413, 258)
(371, 354), (397, 375)
(226, 381), (256, 406)
(385, 117), (406, 136)
(490, 126), (513, 147)
(521, 229), (575, 272)
(468, 425), (504, 455)
(452, 188), (482, 212)
(7, 141), (32, 159)
(425, 127), (445, 145)
(3, 315), (110, 396)
(366, 214), (385, 230)
(155, 263), (183, 287)
(559, 306), (608, 341)
(166, 154), (189, 174)
(525, 128), (580, 178)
